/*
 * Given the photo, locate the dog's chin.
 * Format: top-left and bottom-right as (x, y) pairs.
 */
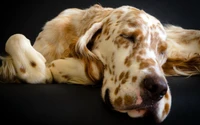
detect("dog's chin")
(117, 102), (160, 122)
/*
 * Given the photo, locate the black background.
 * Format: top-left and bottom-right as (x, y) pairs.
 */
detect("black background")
(0, 0), (200, 125)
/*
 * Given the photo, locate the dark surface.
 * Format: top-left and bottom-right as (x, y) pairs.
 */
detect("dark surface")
(1, 1), (200, 125)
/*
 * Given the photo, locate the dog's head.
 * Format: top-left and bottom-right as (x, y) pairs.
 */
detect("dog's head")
(76, 5), (171, 123)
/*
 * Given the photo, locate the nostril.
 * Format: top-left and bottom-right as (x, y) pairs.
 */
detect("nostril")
(143, 77), (158, 93)
(143, 77), (168, 101)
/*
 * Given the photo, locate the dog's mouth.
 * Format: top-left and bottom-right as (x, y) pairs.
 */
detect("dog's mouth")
(104, 89), (160, 111)
(117, 99), (157, 112)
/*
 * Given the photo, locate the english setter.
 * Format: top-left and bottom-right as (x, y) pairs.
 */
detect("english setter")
(0, 4), (200, 123)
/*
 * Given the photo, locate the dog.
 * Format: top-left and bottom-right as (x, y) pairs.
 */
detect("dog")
(0, 4), (200, 123)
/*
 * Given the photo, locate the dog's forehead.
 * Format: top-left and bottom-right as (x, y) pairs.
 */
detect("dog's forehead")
(109, 6), (166, 37)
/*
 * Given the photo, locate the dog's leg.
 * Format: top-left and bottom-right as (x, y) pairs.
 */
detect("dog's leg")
(47, 22), (104, 85)
(0, 34), (52, 83)
(49, 58), (94, 85)
(163, 25), (200, 76)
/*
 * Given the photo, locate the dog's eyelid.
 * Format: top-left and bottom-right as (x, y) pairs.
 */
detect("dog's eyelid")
(120, 34), (136, 42)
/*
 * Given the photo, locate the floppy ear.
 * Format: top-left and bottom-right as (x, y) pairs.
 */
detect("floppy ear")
(75, 22), (103, 59)
(74, 22), (104, 82)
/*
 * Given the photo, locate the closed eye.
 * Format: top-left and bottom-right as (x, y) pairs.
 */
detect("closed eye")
(120, 34), (136, 43)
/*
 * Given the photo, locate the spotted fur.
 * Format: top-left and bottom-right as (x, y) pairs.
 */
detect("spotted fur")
(0, 4), (200, 123)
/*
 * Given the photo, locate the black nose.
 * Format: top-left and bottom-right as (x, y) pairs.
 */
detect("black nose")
(143, 76), (168, 101)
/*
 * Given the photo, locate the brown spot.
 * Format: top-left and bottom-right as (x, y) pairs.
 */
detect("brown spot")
(51, 63), (55, 67)
(132, 29), (144, 41)
(139, 59), (155, 69)
(162, 103), (170, 117)
(59, 72), (62, 74)
(112, 29), (115, 34)
(124, 43), (129, 48)
(121, 79), (127, 84)
(136, 55), (143, 62)
(103, 27), (109, 35)
(62, 75), (69, 79)
(124, 56), (132, 67)
(20, 67), (26, 73)
(112, 65), (115, 69)
(138, 49), (146, 55)
(119, 72), (125, 81)
(30, 61), (37, 67)
(115, 85), (121, 95)
(120, 71), (129, 84)
(132, 76), (137, 82)
(105, 35), (111, 40)
(105, 18), (110, 25)
(125, 71), (130, 79)
(117, 14), (121, 19)
(103, 79), (107, 87)
(114, 97), (122, 107)
(149, 67), (156, 74)
(111, 77), (114, 81)
(104, 64), (108, 70)
(124, 95), (133, 106)
(36, 36), (41, 41)
(165, 92), (169, 100)
(158, 42), (167, 54)
(128, 21), (140, 28)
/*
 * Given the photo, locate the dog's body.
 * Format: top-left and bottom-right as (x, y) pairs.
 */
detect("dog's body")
(1, 4), (200, 123)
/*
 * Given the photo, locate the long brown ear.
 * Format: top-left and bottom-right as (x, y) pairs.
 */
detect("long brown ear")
(163, 25), (200, 76)
(74, 22), (104, 82)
